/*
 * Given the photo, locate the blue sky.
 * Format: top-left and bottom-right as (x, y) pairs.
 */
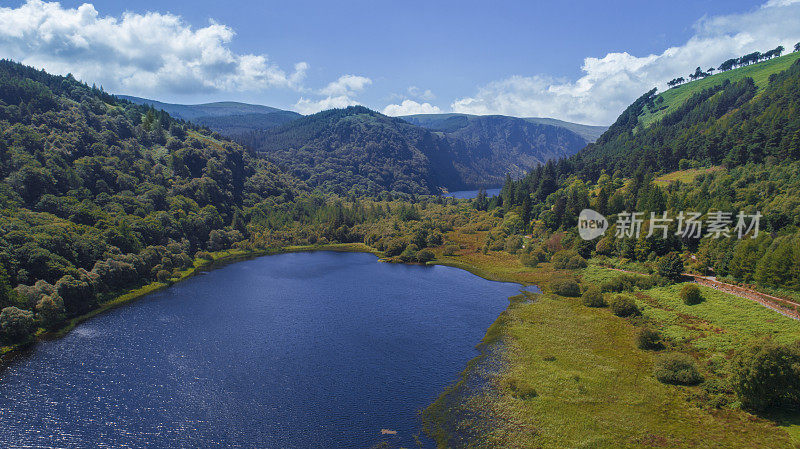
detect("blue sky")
(2, 0), (800, 123)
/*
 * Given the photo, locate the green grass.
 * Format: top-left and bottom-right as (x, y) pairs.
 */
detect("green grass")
(653, 166), (723, 186)
(639, 51), (800, 127)
(462, 294), (796, 448)
(636, 283), (800, 353)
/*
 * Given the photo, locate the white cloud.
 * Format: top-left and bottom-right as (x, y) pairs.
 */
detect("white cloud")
(407, 86), (435, 100)
(294, 74), (372, 114)
(319, 74), (371, 96)
(294, 95), (360, 114)
(382, 100), (442, 116)
(0, 0), (308, 95)
(452, 0), (800, 125)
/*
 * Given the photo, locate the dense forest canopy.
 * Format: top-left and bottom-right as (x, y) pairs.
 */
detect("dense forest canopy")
(0, 59), (304, 332)
(499, 57), (800, 294)
(240, 106), (590, 195)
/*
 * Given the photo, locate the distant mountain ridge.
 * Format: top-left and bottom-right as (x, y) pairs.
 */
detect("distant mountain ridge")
(402, 113), (607, 143)
(120, 96), (606, 194)
(243, 106), (595, 194)
(118, 95), (302, 138)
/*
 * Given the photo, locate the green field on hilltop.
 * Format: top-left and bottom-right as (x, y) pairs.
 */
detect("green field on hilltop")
(639, 51), (800, 127)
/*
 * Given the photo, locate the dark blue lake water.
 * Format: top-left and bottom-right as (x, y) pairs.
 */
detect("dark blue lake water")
(0, 251), (521, 448)
(443, 188), (501, 199)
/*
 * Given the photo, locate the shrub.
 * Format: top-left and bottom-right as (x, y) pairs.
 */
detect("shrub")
(399, 244), (419, 262)
(504, 235), (524, 254)
(416, 249), (435, 263)
(680, 284), (703, 305)
(442, 244), (459, 256)
(195, 251), (214, 261)
(565, 255), (588, 269)
(0, 306), (35, 342)
(519, 252), (538, 268)
(549, 278), (581, 297)
(657, 252), (685, 282)
(636, 327), (664, 350)
(601, 274), (662, 293)
(156, 270), (172, 283)
(609, 294), (640, 317)
(581, 286), (606, 307)
(654, 353), (703, 385)
(552, 250), (585, 269)
(731, 340), (800, 411)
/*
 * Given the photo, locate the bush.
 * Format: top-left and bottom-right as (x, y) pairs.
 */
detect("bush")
(600, 274), (662, 293)
(680, 284), (703, 305)
(552, 250), (585, 269)
(156, 270), (172, 283)
(581, 286), (606, 307)
(731, 340), (800, 411)
(654, 353), (703, 385)
(609, 294), (640, 317)
(657, 252), (685, 282)
(416, 249), (435, 263)
(504, 235), (524, 254)
(565, 255), (588, 269)
(442, 244), (459, 256)
(519, 252), (538, 268)
(636, 328), (664, 350)
(0, 306), (35, 342)
(195, 251), (214, 260)
(549, 278), (581, 297)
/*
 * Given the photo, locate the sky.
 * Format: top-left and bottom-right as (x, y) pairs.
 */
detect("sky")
(1, 0), (800, 125)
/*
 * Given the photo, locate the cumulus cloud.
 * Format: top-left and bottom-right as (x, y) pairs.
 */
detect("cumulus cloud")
(407, 86), (435, 100)
(294, 74), (372, 114)
(382, 100), (442, 116)
(452, 0), (800, 125)
(0, 0), (308, 95)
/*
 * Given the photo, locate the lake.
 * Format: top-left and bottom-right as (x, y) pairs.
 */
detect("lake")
(443, 188), (501, 199)
(0, 251), (521, 448)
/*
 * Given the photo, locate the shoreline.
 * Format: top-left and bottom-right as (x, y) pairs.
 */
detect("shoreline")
(0, 243), (381, 369)
(1, 243), (527, 370)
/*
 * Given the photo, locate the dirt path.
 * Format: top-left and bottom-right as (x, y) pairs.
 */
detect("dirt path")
(603, 267), (800, 321)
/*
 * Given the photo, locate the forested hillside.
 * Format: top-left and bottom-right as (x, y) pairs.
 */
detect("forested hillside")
(499, 56), (800, 294)
(120, 96), (301, 141)
(0, 60), (303, 331)
(571, 53), (800, 180)
(241, 106), (469, 194)
(245, 107), (592, 194)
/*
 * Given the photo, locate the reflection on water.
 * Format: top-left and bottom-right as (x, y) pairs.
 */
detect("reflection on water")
(0, 251), (521, 448)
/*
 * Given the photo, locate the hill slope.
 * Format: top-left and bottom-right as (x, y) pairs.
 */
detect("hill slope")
(247, 107), (593, 194)
(119, 95), (301, 139)
(245, 106), (466, 195)
(402, 113), (607, 143)
(569, 56), (800, 180)
(0, 60), (302, 318)
(639, 51), (800, 127)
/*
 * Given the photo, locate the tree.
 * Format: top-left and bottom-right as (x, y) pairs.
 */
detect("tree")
(474, 188), (488, 211)
(657, 252), (684, 282)
(0, 306), (35, 342)
(795, 42), (800, 52)
(35, 294), (65, 329)
(731, 340), (800, 411)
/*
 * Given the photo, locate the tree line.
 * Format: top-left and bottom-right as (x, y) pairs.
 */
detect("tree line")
(667, 44), (791, 88)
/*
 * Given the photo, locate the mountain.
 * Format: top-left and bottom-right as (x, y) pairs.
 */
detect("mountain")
(118, 95), (301, 139)
(244, 108), (596, 195)
(570, 51), (800, 180)
(0, 60), (302, 318)
(243, 106), (466, 195)
(403, 113), (607, 143)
